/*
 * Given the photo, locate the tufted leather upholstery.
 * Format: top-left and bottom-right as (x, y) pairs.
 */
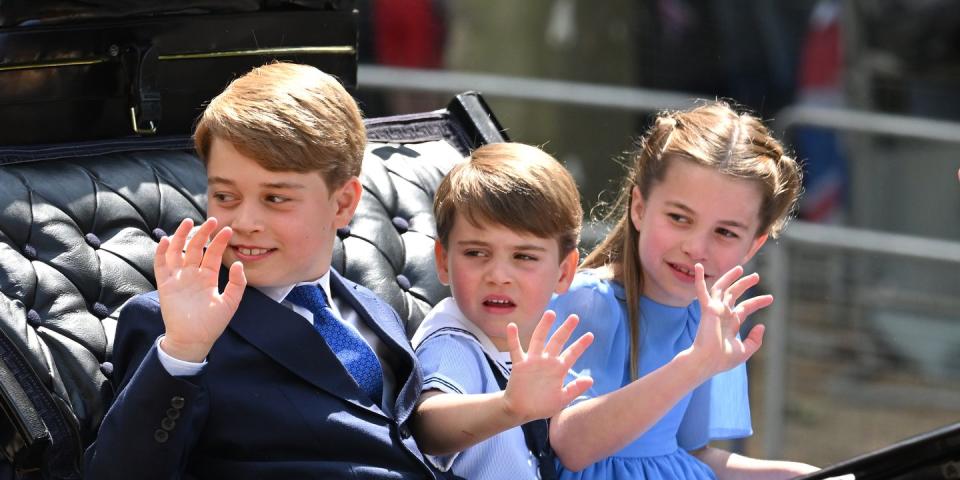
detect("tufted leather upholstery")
(0, 92), (506, 479)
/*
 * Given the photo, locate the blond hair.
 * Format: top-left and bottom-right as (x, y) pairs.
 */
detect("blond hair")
(583, 100), (802, 379)
(434, 142), (582, 258)
(194, 62), (366, 190)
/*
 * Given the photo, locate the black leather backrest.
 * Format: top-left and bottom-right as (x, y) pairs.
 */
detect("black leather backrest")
(0, 92), (505, 479)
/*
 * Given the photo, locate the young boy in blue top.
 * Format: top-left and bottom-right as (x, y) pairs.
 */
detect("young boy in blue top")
(410, 142), (596, 479)
(85, 62), (446, 479)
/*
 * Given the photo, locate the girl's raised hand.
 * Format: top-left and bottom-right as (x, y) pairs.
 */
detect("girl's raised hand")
(690, 263), (770, 375)
(502, 311), (594, 424)
(154, 217), (247, 362)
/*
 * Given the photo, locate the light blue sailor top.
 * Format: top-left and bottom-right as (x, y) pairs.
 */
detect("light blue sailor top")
(412, 298), (543, 480)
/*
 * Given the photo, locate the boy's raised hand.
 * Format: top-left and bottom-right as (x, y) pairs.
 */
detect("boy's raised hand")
(503, 311), (594, 423)
(154, 217), (246, 362)
(690, 263), (770, 375)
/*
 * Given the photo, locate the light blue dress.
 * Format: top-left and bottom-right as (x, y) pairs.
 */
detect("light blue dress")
(548, 270), (753, 479)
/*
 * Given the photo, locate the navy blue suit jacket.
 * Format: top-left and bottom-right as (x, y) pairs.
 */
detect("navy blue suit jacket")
(84, 268), (440, 479)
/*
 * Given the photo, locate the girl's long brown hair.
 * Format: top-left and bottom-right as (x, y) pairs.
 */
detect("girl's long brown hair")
(582, 101), (803, 380)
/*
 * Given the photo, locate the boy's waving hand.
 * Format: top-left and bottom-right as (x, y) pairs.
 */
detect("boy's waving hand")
(155, 217), (246, 362)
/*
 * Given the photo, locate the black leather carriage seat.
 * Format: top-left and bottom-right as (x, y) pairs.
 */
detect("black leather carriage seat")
(0, 92), (507, 479)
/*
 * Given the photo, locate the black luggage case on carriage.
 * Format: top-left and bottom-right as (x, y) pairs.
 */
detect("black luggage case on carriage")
(0, 1), (358, 147)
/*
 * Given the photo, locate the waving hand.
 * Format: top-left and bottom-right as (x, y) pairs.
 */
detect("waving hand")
(690, 263), (771, 375)
(502, 311), (595, 422)
(154, 217), (247, 362)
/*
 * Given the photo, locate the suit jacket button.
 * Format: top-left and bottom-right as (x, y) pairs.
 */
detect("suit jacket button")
(161, 417), (176, 431)
(171, 396), (185, 409)
(166, 408), (181, 420)
(154, 429), (169, 443)
(399, 424), (411, 439)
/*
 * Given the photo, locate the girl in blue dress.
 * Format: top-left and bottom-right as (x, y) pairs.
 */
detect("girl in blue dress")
(547, 101), (819, 479)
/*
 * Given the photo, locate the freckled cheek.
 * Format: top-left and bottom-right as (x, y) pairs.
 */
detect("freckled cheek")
(450, 268), (481, 299)
(713, 252), (743, 273)
(637, 234), (663, 260)
(450, 269), (474, 290)
(521, 266), (550, 285)
(207, 205), (228, 224)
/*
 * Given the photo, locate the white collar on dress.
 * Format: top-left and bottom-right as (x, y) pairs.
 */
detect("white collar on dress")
(411, 298), (511, 372)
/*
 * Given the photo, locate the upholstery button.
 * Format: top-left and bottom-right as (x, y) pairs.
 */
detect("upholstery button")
(22, 244), (36, 260)
(166, 408), (180, 420)
(152, 228), (167, 241)
(171, 396), (185, 409)
(154, 429), (169, 443)
(99, 362), (114, 376)
(391, 216), (409, 234)
(92, 302), (110, 319)
(84, 233), (101, 249)
(161, 417), (176, 431)
(336, 226), (351, 239)
(396, 274), (411, 291)
(26, 309), (42, 327)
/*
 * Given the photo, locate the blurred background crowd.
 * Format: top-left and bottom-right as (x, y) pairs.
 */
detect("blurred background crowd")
(353, 0), (960, 467)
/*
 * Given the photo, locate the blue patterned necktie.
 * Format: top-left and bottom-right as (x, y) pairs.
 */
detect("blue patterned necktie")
(286, 284), (384, 402)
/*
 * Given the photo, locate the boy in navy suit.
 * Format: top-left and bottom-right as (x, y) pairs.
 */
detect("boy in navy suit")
(85, 62), (443, 479)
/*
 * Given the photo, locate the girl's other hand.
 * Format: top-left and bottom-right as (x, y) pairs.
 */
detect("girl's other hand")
(689, 263), (770, 376)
